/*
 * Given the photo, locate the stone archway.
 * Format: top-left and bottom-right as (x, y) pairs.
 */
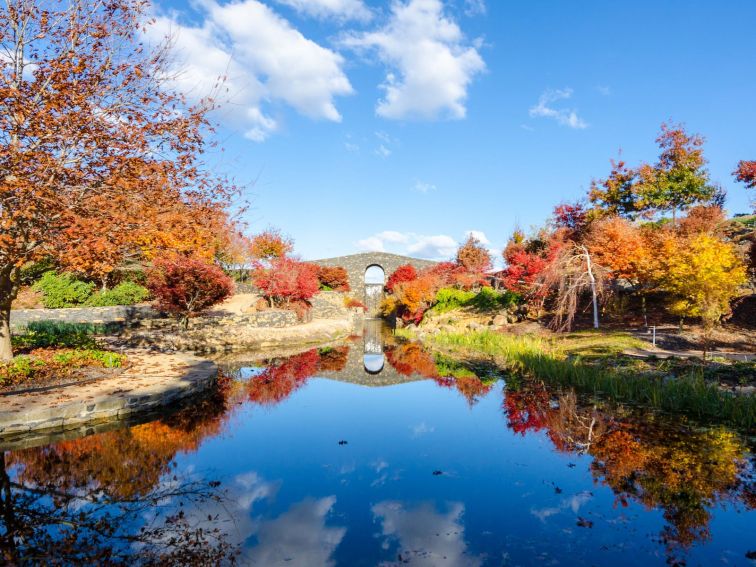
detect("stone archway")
(311, 252), (438, 316)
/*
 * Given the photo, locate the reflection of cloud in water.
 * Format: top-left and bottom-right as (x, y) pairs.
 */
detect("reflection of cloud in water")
(372, 501), (482, 566)
(246, 496), (346, 567)
(411, 422), (435, 437)
(235, 471), (280, 512)
(531, 491), (593, 522)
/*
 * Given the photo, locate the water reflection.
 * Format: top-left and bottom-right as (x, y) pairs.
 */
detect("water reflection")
(373, 501), (481, 566)
(0, 329), (753, 565)
(0, 384), (238, 564)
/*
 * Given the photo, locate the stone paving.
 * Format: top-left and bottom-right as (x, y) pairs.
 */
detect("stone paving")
(0, 350), (217, 438)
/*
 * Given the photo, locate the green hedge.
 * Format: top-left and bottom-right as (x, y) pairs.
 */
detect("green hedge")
(31, 272), (148, 308)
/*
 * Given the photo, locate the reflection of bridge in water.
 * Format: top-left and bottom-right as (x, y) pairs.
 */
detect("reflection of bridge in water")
(319, 320), (426, 387)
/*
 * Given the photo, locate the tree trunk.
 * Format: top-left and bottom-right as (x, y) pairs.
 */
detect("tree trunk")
(0, 307), (12, 363)
(0, 268), (19, 362)
(582, 246), (600, 330)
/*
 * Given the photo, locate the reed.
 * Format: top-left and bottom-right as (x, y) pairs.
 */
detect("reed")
(427, 330), (756, 430)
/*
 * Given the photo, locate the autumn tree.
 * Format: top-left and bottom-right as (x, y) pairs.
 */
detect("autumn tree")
(253, 257), (319, 309)
(733, 160), (756, 190)
(317, 266), (350, 291)
(249, 228), (294, 264)
(657, 233), (747, 350)
(634, 123), (718, 221)
(385, 264), (417, 293)
(542, 242), (609, 330)
(590, 125), (718, 222)
(146, 256), (234, 326)
(456, 235), (492, 275)
(589, 159), (640, 219)
(0, 0), (234, 360)
(734, 160), (756, 210)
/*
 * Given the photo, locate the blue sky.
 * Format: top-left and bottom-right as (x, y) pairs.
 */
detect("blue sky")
(152, 0), (756, 263)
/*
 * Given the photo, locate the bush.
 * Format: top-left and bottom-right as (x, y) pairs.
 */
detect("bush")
(317, 266), (350, 292)
(86, 281), (149, 306)
(253, 257), (320, 307)
(386, 265), (417, 293)
(147, 256), (235, 325)
(344, 297), (367, 311)
(430, 286), (521, 315)
(19, 258), (57, 286)
(432, 287), (476, 314)
(32, 272), (95, 308)
(469, 287), (520, 311)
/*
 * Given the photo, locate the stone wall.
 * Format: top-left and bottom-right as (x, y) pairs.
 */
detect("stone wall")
(10, 305), (161, 330)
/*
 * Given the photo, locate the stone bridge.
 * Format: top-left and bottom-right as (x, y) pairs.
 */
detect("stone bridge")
(311, 252), (437, 315)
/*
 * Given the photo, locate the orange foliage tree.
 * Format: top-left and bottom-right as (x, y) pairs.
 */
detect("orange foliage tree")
(0, 0), (235, 360)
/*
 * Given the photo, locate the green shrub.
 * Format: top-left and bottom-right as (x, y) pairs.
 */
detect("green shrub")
(19, 258), (57, 286)
(86, 281), (149, 306)
(432, 287), (476, 314)
(431, 286), (521, 315)
(469, 287), (520, 311)
(12, 321), (100, 350)
(32, 272), (94, 308)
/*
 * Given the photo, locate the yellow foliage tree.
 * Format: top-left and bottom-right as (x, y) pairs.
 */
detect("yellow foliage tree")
(659, 233), (747, 340)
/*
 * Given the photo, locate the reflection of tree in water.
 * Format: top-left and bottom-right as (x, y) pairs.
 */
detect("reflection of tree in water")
(385, 342), (494, 406)
(502, 380), (753, 559)
(0, 381), (239, 564)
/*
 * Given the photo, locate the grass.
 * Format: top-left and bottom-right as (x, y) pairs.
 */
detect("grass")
(0, 348), (127, 387)
(411, 329), (756, 430)
(4, 321), (126, 388)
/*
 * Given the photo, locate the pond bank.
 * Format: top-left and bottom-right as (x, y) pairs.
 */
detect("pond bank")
(407, 329), (756, 430)
(0, 350), (217, 439)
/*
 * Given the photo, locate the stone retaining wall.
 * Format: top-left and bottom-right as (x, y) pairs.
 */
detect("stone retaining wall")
(10, 305), (161, 330)
(0, 352), (217, 440)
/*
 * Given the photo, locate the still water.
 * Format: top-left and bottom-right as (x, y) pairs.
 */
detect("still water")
(1, 323), (754, 565)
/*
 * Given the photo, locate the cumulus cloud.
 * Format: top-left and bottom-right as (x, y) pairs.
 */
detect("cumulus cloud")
(465, 229), (489, 244)
(341, 0), (485, 120)
(357, 230), (497, 260)
(274, 0), (372, 22)
(372, 501), (482, 566)
(529, 88), (588, 129)
(147, 0), (353, 141)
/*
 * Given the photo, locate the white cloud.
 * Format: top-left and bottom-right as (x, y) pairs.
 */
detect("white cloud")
(274, 0), (372, 22)
(413, 180), (437, 193)
(342, 0), (485, 120)
(529, 88), (588, 129)
(356, 229), (500, 264)
(597, 85), (611, 96)
(356, 236), (386, 252)
(372, 501), (482, 567)
(465, 229), (489, 244)
(464, 0), (486, 16)
(147, 0), (353, 141)
(345, 141), (360, 153)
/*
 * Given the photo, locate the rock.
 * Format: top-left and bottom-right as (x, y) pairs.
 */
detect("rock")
(492, 314), (508, 327)
(467, 322), (484, 331)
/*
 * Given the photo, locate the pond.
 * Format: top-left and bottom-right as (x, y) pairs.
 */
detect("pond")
(1, 323), (754, 565)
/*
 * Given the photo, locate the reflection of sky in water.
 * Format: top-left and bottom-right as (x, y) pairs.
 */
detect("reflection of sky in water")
(172, 378), (754, 566)
(363, 354), (385, 373)
(5, 351), (754, 565)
